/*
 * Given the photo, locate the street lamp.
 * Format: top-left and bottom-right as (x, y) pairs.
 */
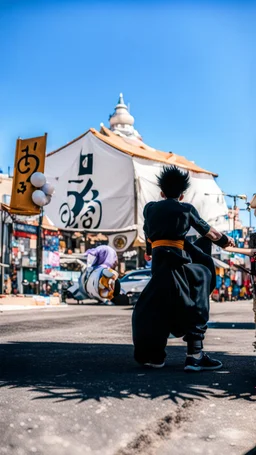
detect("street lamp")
(30, 173), (55, 292)
(204, 192), (249, 237)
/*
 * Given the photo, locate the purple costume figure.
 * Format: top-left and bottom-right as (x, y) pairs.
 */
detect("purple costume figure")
(69, 246), (119, 303)
(85, 246), (118, 269)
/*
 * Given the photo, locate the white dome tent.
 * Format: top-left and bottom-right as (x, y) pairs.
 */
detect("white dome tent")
(44, 124), (228, 251)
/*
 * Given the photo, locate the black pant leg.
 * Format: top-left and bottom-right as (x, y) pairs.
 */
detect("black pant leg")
(182, 262), (211, 354)
(132, 251), (179, 365)
(132, 273), (170, 364)
(113, 279), (120, 297)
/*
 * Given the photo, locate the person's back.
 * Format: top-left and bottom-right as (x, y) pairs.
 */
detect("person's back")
(144, 199), (210, 244)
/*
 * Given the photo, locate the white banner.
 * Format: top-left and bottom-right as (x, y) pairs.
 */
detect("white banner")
(45, 132), (135, 230)
(133, 158), (229, 242)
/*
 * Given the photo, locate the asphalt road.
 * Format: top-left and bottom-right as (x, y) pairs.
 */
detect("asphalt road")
(0, 302), (255, 455)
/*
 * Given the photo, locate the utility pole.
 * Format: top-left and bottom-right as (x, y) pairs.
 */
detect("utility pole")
(36, 209), (43, 293)
(233, 196), (237, 234)
(204, 192), (247, 242)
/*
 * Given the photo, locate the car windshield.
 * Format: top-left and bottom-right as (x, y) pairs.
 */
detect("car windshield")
(120, 270), (151, 282)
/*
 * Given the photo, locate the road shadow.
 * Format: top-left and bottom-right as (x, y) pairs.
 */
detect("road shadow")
(0, 342), (255, 404)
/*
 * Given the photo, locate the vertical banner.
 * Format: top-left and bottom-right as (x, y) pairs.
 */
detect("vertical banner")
(10, 134), (47, 215)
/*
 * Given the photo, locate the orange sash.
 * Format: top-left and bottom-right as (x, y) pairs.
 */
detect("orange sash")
(148, 239), (184, 250)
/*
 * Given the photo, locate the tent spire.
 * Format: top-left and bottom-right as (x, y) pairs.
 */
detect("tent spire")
(118, 93), (125, 105)
(108, 93), (142, 141)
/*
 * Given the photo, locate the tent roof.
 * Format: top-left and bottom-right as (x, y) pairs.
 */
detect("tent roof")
(47, 127), (217, 176)
(41, 215), (59, 231)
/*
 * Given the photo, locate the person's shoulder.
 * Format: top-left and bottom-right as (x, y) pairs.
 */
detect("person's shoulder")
(143, 201), (156, 215)
(180, 202), (194, 212)
(144, 201), (156, 208)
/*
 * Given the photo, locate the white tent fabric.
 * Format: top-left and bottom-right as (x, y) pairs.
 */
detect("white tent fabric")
(45, 131), (228, 243)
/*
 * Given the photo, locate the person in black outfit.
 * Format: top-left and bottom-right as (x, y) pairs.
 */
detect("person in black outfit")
(132, 166), (234, 372)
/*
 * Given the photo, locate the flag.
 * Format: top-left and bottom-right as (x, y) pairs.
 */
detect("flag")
(7, 134), (47, 215)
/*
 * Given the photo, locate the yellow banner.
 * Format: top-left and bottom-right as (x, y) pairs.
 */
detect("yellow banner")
(10, 134), (47, 215)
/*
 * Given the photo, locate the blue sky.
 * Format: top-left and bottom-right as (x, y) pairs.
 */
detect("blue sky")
(0, 0), (255, 225)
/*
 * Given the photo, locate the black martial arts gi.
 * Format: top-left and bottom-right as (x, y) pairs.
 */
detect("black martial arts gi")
(132, 199), (220, 365)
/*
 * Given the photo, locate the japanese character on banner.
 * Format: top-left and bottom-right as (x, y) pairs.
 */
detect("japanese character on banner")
(59, 150), (102, 229)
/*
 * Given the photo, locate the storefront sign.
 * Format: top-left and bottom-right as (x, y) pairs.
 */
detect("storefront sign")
(123, 250), (137, 258)
(14, 223), (38, 236)
(43, 251), (60, 268)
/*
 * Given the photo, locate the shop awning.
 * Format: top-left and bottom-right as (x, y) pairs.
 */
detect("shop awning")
(60, 257), (85, 267)
(60, 253), (86, 260)
(213, 257), (230, 269)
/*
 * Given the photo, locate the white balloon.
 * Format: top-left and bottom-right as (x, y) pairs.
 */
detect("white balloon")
(32, 190), (48, 207)
(41, 182), (55, 196)
(31, 172), (46, 188)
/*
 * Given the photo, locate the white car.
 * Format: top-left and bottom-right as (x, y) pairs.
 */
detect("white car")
(120, 269), (151, 304)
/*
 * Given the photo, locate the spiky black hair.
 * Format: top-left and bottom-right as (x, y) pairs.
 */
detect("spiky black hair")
(156, 165), (190, 198)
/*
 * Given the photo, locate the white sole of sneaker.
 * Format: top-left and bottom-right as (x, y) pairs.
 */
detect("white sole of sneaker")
(144, 362), (165, 369)
(184, 363), (223, 372)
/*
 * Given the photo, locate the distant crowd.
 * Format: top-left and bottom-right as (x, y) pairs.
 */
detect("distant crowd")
(212, 281), (253, 302)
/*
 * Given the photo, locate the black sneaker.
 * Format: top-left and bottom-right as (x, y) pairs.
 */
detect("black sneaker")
(184, 353), (222, 372)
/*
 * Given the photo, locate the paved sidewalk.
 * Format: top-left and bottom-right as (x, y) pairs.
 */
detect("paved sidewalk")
(0, 304), (69, 311)
(0, 295), (63, 309)
(0, 295), (114, 311)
